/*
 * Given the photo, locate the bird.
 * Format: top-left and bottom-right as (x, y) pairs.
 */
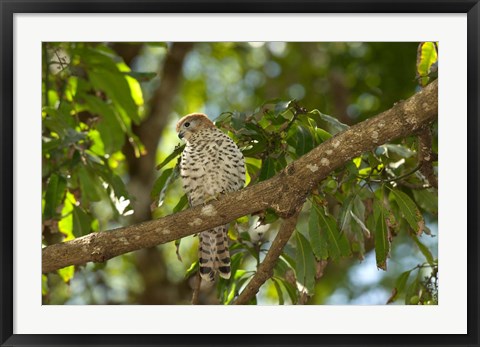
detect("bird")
(176, 113), (245, 281)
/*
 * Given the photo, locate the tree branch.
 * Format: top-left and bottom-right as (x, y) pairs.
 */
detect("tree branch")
(191, 271), (201, 305)
(42, 80), (438, 274)
(418, 127), (438, 189)
(233, 209), (301, 305)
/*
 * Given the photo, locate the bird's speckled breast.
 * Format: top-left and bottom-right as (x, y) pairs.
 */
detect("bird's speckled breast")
(180, 128), (245, 207)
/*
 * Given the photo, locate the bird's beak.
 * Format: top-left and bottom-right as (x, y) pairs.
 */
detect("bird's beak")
(178, 131), (184, 139)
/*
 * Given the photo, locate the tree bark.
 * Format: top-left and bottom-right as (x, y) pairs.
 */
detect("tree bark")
(42, 80), (438, 274)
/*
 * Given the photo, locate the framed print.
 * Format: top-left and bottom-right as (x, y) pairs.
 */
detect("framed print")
(1, 1), (479, 346)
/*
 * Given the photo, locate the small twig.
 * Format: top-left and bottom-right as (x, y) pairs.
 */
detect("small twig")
(54, 49), (68, 72)
(283, 101), (307, 134)
(409, 262), (437, 272)
(191, 271), (201, 305)
(366, 164), (422, 184)
(233, 208), (301, 305)
(418, 128), (438, 189)
(397, 180), (431, 190)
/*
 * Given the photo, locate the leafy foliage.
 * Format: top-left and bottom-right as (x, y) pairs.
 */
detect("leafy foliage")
(42, 43), (154, 293)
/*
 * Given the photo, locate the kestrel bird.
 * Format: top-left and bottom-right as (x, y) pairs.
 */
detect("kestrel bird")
(176, 113), (245, 281)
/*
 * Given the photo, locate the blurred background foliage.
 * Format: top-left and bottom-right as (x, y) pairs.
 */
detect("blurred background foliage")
(42, 42), (438, 305)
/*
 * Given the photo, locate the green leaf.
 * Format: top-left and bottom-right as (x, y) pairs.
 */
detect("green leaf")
(315, 204), (351, 260)
(278, 277), (298, 304)
(271, 278), (285, 305)
(173, 194), (188, 213)
(47, 89), (59, 107)
(151, 168), (174, 200)
(390, 188), (424, 234)
(109, 174), (130, 200)
(338, 196), (354, 233)
(245, 163), (260, 184)
(348, 216), (365, 256)
(315, 128), (332, 142)
(88, 69), (141, 124)
(274, 255), (291, 276)
(122, 72), (144, 106)
(72, 205), (92, 237)
(308, 204), (329, 260)
(242, 136), (267, 157)
(123, 71), (157, 82)
(405, 274), (421, 305)
(83, 94), (125, 153)
(60, 129), (87, 149)
(295, 125), (314, 156)
(231, 112), (247, 130)
(410, 234), (435, 265)
(42, 274), (49, 295)
(352, 195), (366, 221)
(77, 165), (103, 202)
(77, 46), (121, 71)
(396, 270), (412, 295)
(255, 115), (271, 129)
(88, 129), (106, 156)
(350, 210), (371, 239)
(412, 188), (438, 215)
(387, 269), (412, 304)
(64, 76), (78, 102)
(146, 42), (168, 48)
(259, 157), (276, 181)
(417, 42), (438, 86)
(274, 100), (291, 116)
(155, 145), (185, 171)
(281, 252), (296, 269)
(309, 109), (349, 134)
(43, 107), (76, 131)
(88, 161), (130, 204)
(294, 231), (316, 293)
(42, 138), (62, 154)
(230, 252), (244, 277)
(57, 265), (75, 283)
(185, 261), (199, 278)
(43, 174), (67, 219)
(58, 192), (75, 241)
(373, 198), (390, 270)
(214, 111), (232, 125)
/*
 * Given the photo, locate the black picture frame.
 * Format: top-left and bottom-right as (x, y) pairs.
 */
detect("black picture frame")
(1, 1), (479, 346)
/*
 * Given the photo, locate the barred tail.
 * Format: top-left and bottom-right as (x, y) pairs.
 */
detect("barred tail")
(198, 225), (231, 281)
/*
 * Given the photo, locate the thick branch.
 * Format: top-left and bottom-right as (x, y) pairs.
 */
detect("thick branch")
(233, 210), (301, 305)
(42, 80), (438, 274)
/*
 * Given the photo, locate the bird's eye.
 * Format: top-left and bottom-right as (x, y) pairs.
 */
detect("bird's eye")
(184, 122), (190, 128)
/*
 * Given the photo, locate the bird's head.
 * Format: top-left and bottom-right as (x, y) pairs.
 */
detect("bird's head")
(176, 113), (215, 141)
